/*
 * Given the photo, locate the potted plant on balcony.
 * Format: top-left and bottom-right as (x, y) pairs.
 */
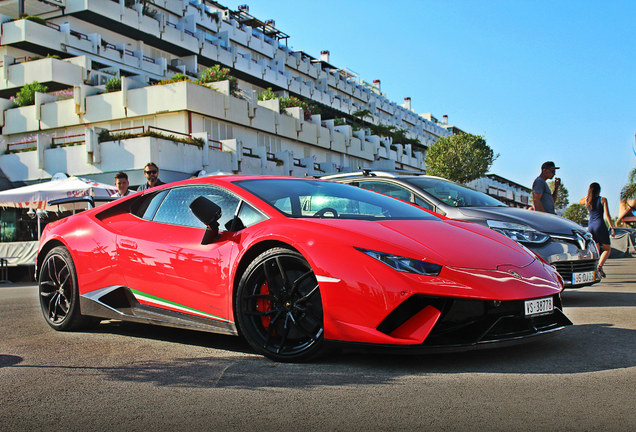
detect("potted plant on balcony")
(198, 65), (238, 96)
(11, 81), (48, 107)
(279, 96), (318, 121)
(105, 77), (121, 92)
(256, 87), (280, 112)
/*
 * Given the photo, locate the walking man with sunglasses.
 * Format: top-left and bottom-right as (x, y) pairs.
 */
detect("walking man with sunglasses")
(137, 162), (166, 191)
(532, 161), (561, 214)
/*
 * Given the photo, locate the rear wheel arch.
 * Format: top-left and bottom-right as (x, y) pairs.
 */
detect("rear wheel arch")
(37, 239), (67, 275)
(38, 245), (99, 331)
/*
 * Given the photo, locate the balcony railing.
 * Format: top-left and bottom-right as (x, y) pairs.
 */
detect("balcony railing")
(208, 139), (222, 151)
(7, 138), (37, 153)
(52, 133), (86, 148)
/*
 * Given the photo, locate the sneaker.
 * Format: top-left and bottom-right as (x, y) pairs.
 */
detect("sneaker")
(598, 267), (606, 278)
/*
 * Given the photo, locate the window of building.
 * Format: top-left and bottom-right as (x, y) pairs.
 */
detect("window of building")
(258, 133), (281, 153)
(204, 118), (233, 140)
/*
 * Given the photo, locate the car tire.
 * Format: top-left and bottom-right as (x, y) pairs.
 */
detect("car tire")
(235, 247), (324, 362)
(38, 246), (99, 331)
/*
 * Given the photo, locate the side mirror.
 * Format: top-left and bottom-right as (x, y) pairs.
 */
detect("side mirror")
(190, 196), (222, 245)
(224, 216), (245, 232)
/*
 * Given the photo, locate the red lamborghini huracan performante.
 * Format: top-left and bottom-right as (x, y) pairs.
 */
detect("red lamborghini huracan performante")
(37, 176), (571, 361)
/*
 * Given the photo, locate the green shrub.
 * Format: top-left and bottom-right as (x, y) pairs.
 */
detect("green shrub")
(98, 129), (204, 147)
(105, 77), (121, 92)
(154, 73), (193, 86)
(169, 73), (189, 82)
(258, 87), (277, 101)
(198, 65), (238, 93)
(279, 96), (319, 120)
(23, 16), (46, 25)
(12, 81), (48, 106)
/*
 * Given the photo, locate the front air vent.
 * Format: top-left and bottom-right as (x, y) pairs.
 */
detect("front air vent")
(377, 295), (446, 335)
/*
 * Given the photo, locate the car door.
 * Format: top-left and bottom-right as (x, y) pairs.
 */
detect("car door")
(116, 185), (262, 324)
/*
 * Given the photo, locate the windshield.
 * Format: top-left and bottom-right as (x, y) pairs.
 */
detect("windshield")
(406, 177), (507, 208)
(235, 179), (440, 221)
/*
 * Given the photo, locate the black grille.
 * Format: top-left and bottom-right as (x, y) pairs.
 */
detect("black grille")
(424, 293), (570, 345)
(377, 294), (571, 347)
(553, 259), (597, 280)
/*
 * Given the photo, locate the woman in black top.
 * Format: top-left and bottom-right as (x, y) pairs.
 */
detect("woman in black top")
(584, 183), (615, 277)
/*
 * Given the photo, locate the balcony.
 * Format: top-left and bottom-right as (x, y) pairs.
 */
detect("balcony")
(64, 0), (197, 57)
(1, 19), (74, 58)
(233, 52), (264, 79)
(0, 57), (86, 98)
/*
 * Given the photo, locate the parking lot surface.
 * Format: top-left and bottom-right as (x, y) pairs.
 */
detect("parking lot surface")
(0, 258), (634, 431)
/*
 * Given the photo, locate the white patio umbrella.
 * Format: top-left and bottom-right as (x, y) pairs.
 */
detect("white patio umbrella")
(0, 177), (117, 241)
(0, 176), (117, 211)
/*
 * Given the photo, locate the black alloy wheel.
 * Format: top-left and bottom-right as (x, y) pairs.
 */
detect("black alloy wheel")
(39, 246), (97, 331)
(236, 247), (324, 362)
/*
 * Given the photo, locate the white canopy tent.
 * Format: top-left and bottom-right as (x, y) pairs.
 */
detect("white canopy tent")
(0, 176), (117, 211)
(0, 178), (117, 259)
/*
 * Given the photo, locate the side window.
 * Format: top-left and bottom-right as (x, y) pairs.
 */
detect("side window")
(237, 201), (267, 226)
(273, 197), (293, 214)
(153, 186), (240, 229)
(413, 195), (435, 211)
(359, 181), (412, 202)
(134, 190), (169, 220)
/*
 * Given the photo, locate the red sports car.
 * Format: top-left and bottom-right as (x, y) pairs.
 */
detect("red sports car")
(37, 176), (571, 362)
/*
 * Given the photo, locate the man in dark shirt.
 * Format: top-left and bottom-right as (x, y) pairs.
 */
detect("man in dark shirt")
(532, 161), (560, 214)
(137, 162), (166, 191)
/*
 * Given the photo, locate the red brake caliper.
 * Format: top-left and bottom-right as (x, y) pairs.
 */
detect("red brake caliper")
(256, 281), (272, 328)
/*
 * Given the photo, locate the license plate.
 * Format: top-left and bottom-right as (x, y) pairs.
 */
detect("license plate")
(572, 271), (595, 285)
(524, 297), (553, 317)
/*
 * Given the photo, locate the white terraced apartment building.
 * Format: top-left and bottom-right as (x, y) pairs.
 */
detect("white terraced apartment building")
(0, 0), (457, 189)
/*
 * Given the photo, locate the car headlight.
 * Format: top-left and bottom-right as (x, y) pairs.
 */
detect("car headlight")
(356, 248), (442, 276)
(486, 220), (550, 244)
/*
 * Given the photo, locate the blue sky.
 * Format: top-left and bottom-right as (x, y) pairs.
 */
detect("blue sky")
(224, 0), (635, 214)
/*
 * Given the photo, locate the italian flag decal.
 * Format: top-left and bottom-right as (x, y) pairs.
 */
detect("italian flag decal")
(130, 289), (232, 324)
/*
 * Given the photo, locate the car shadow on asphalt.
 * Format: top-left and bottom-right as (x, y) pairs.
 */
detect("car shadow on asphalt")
(77, 320), (636, 389)
(0, 354), (22, 368)
(93, 320), (254, 355)
(562, 288), (636, 307)
(335, 323), (635, 374)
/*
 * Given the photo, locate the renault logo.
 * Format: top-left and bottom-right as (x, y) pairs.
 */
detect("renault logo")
(575, 232), (587, 250)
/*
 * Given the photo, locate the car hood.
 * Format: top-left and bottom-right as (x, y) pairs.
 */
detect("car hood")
(301, 218), (536, 270)
(456, 206), (585, 235)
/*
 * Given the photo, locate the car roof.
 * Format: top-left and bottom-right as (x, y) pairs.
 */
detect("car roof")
(153, 174), (326, 189)
(322, 170), (449, 182)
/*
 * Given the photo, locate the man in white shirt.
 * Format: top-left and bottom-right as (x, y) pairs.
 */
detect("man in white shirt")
(112, 172), (132, 198)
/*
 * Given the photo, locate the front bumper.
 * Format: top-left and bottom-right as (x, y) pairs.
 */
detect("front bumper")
(328, 293), (572, 353)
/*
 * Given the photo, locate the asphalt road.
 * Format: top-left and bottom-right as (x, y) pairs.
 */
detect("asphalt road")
(1, 259), (634, 431)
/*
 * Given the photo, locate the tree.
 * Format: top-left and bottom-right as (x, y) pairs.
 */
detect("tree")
(424, 133), (498, 184)
(564, 203), (587, 225)
(548, 180), (569, 212)
(620, 167), (636, 202)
